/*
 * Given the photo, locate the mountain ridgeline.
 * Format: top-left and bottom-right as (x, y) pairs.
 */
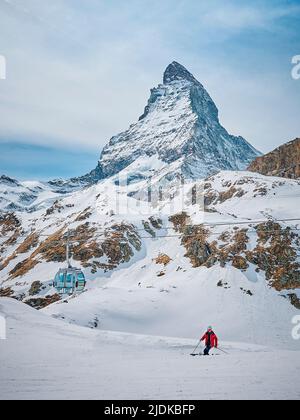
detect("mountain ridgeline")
(80, 62), (261, 184)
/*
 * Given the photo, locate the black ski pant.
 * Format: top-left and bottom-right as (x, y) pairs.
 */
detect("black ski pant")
(204, 345), (211, 355)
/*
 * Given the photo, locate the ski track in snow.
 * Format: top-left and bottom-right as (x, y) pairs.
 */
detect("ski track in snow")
(0, 298), (300, 400)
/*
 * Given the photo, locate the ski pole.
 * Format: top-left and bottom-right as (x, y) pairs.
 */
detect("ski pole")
(190, 340), (201, 356)
(218, 347), (229, 355)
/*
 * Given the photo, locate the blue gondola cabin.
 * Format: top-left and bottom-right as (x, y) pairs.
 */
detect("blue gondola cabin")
(54, 267), (86, 295)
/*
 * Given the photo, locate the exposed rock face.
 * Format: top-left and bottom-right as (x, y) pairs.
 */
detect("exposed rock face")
(28, 281), (44, 296)
(248, 138), (300, 179)
(25, 294), (61, 310)
(4, 223), (142, 280)
(154, 254), (172, 266)
(80, 61), (260, 183)
(0, 286), (14, 297)
(246, 222), (300, 291)
(169, 213), (300, 307)
(137, 173), (299, 309)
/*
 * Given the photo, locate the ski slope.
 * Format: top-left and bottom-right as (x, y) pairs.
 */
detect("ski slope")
(44, 262), (300, 350)
(0, 298), (299, 400)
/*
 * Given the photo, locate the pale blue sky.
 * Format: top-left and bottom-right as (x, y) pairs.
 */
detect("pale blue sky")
(0, 141), (96, 180)
(0, 0), (299, 180)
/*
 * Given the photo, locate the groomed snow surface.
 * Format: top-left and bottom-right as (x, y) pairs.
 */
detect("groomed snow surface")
(0, 296), (300, 400)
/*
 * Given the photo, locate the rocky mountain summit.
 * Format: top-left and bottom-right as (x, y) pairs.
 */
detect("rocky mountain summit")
(81, 62), (261, 183)
(248, 138), (300, 179)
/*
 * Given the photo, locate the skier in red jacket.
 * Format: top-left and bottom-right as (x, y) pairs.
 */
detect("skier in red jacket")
(201, 327), (218, 355)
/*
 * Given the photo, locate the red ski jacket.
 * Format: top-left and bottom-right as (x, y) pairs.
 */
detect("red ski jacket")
(201, 331), (218, 348)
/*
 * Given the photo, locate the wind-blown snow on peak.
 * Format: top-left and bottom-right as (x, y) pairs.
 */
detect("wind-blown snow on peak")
(80, 62), (261, 183)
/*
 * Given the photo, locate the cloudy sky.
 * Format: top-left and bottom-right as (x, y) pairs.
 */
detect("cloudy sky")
(0, 0), (299, 180)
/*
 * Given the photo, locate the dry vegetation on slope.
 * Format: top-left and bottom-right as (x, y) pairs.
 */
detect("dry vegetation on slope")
(169, 213), (300, 307)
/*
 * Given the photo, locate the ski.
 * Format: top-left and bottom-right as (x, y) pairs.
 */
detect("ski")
(190, 353), (220, 357)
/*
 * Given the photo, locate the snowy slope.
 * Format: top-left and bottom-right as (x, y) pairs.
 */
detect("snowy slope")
(1, 298), (300, 400)
(81, 62), (260, 184)
(44, 262), (300, 350)
(0, 175), (81, 212)
(193, 170), (300, 221)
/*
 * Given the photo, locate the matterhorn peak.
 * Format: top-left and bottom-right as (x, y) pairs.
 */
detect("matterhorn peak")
(79, 62), (261, 184)
(163, 61), (199, 85)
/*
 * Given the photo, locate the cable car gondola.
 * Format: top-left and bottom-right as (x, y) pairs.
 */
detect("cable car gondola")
(53, 233), (86, 295)
(54, 267), (86, 295)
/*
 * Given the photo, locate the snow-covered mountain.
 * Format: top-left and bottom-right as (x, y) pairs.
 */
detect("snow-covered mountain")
(0, 175), (87, 213)
(0, 63), (299, 369)
(0, 175), (62, 213)
(0, 62), (261, 210)
(81, 62), (261, 183)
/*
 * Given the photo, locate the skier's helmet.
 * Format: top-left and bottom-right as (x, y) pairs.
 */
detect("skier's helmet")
(208, 326), (213, 331)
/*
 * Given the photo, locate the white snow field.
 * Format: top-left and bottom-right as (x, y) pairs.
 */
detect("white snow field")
(44, 262), (300, 350)
(0, 298), (300, 400)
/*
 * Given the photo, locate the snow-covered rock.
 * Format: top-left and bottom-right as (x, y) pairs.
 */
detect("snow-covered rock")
(82, 62), (261, 183)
